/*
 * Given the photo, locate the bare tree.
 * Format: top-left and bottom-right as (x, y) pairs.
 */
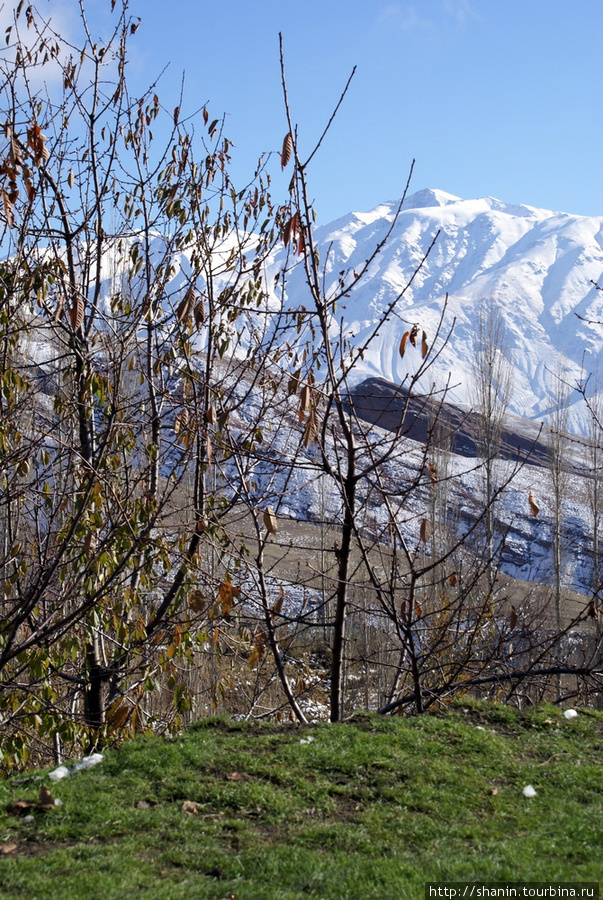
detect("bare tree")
(547, 362), (571, 633)
(471, 302), (513, 590)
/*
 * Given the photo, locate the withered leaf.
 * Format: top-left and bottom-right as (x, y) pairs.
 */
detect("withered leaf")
(298, 383), (311, 419)
(194, 298), (206, 328)
(70, 296), (85, 332)
(272, 588), (284, 616)
(528, 492), (539, 517)
(399, 331), (410, 358)
(181, 800), (200, 815)
(27, 123), (49, 166)
(176, 287), (196, 323)
(82, 532), (98, 557)
(0, 842), (17, 855)
(189, 589), (206, 613)
(302, 412), (318, 448)
(280, 132), (293, 170)
(106, 698), (130, 729)
(219, 579), (239, 616)
(263, 507), (278, 535)
(2, 189), (15, 228)
(8, 799), (35, 815)
(38, 786), (55, 810)
(174, 408), (189, 435)
(282, 212), (298, 247)
(419, 517), (432, 543)
(421, 330), (429, 359)
(247, 645), (261, 668)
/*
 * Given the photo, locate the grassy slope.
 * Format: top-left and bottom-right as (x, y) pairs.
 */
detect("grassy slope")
(0, 702), (601, 900)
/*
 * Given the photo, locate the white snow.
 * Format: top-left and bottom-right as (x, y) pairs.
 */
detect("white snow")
(268, 189), (603, 434)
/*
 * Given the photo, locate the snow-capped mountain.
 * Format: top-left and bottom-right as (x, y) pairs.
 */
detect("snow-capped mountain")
(269, 188), (603, 433)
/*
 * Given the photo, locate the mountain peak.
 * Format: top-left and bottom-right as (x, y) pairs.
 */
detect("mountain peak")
(402, 188), (461, 210)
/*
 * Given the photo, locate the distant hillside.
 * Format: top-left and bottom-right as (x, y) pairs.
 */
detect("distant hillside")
(346, 375), (551, 466)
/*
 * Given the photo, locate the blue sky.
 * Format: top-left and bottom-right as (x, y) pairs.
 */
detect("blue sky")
(16, 1), (603, 223)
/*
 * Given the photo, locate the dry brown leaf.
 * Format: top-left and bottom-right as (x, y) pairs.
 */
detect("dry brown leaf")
(247, 645), (261, 668)
(218, 580), (240, 616)
(8, 799), (34, 815)
(302, 411), (318, 448)
(272, 589), (284, 616)
(176, 287), (196, 324)
(282, 211), (301, 248)
(421, 330), (429, 359)
(106, 699), (130, 730)
(528, 492), (539, 517)
(298, 383), (311, 419)
(194, 298), (206, 328)
(226, 772), (257, 782)
(399, 331), (410, 359)
(69, 296), (85, 331)
(280, 132), (293, 170)
(82, 531), (97, 557)
(27, 123), (49, 166)
(420, 518), (432, 543)
(2, 188), (15, 228)
(38, 786), (55, 810)
(174, 408), (188, 435)
(181, 800), (200, 815)
(263, 507), (278, 535)
(0, 842), (17, 855)
(189, 589), (206, 613)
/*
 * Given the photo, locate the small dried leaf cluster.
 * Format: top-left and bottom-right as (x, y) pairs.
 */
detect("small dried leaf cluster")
(399, 323), (429, 360)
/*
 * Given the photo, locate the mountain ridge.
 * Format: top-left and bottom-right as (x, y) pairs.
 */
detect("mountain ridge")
(269, 188), (603, 433)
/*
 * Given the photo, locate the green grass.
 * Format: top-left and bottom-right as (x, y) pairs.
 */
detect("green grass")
(0, 702), (602, 899)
